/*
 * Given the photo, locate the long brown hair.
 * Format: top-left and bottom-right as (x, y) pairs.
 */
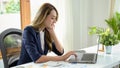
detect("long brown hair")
(32, 3), (58, 51)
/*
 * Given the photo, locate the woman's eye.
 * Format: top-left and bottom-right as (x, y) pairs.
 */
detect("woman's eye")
(51, 18), (55, 20)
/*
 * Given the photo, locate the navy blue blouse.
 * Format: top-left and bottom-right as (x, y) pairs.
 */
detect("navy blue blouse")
(17, 26), (64, 65)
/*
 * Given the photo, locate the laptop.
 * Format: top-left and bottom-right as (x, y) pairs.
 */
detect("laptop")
(68, 38), (99, 64)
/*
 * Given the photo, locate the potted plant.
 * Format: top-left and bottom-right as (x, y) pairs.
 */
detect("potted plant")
(89, 26), (119, 54)
(105, 12), (120, 40)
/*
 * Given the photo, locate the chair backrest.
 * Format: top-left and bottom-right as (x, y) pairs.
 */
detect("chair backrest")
(0, 28), (22, 68)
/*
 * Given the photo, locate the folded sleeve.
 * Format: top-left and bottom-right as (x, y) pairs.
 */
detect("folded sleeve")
(52, 43), (64, 56)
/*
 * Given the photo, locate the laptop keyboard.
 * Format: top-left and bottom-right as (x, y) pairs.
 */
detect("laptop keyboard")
(81, 54), (95, 61)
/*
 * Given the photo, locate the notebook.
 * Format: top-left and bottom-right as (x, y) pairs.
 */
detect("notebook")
(68, 38), (99, 64)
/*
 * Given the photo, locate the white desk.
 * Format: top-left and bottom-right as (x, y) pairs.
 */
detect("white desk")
(80, 45), (120, 68)
(11, 44), (120, 68)
(0, 59), (4, 68)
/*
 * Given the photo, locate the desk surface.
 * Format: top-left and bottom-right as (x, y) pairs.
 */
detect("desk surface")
(0, 60), (4, 68)
(11, 44), (120, 68)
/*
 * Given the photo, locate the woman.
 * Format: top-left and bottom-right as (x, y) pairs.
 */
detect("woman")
(17, 3), (77, 65)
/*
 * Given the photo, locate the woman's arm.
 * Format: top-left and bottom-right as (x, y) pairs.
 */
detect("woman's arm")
(50, 30), (64, 53)
(35, 55), (63, 63)
(35, 51), (77, 63)
(47, 28), (64, 54)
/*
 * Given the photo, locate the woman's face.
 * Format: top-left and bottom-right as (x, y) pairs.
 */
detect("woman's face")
(44, 10), (57, 29)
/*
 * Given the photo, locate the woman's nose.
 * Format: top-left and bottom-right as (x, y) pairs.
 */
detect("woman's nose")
(53, 20), (56, 23)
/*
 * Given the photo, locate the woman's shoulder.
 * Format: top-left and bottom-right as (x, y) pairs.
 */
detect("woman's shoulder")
(24, 25), (36, 32)
(23, 25), (36, 33)
(23, 25), (39, 35)
(24, 25), (33, 30)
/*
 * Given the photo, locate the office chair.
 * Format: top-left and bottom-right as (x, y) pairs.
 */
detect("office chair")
(0, 28), (22, 68)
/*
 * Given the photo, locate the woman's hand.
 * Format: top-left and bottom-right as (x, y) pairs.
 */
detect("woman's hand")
(62, 51), (77, 61)
(46, 23), (55, 34)
(46, 24), (64, 53)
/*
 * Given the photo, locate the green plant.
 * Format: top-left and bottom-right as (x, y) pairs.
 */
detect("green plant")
(89, 26), (104, 35)
(105, 12), (120, 40)
(89, 26), (119, 46)
(5, 0), (20, 13)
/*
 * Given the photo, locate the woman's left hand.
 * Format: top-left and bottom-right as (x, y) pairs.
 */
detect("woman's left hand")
(46, 24), (55, 35)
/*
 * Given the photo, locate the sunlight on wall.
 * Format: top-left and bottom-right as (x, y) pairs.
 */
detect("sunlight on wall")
(0, 14), (21, 33)
(115, 0), (120, 12)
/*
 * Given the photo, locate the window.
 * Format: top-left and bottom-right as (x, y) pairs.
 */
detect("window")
(0, 0), (21, 33)
(0, 0), (20, 14)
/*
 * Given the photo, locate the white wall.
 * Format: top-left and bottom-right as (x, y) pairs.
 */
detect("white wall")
(0, 14), (21, 33)
(115, 0), (120, 12)
(71, 0), (110, 50)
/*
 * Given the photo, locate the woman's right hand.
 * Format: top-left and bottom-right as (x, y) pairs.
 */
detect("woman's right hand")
(62, 51), (77, 61)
